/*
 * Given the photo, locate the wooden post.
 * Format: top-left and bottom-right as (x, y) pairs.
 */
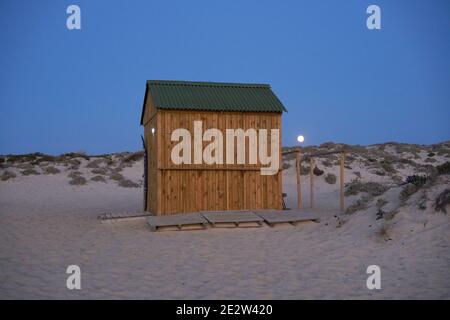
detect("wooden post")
(309, 157), (314, 208)
(296, 149), (302, 209)
(339, 152), (345, 211)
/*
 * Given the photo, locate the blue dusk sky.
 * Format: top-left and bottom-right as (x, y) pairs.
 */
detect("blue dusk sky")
(0, 0), (449, 155)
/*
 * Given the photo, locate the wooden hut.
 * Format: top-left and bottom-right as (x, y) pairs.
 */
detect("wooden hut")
(140, 80), (287, 215)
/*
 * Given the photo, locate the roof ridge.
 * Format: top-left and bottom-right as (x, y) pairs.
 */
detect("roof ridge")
(146, 80), (270, 88)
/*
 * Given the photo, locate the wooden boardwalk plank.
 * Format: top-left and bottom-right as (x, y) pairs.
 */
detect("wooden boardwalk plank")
(99, 212), (153, 223)
(253, 209), (320, 226)
(201, 210), (264, 228)
(147, 213), (208, 231)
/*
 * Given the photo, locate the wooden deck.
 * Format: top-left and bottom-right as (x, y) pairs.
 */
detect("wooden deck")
(128, 210), (321, 232)
(253, 209), (320, 226)
(147, 213), (208, 231)
(98, 212), (153, 223)
(201, 210), (264, 228)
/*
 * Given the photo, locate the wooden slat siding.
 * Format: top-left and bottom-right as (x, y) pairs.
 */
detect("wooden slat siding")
(156, 112), (163, 214)
(150, 110), (282, 215)
(144, 114), (158, 214)
(277, 115), (283, 209)
(142, 90), (157, 126)
(266, 115), (271, 208)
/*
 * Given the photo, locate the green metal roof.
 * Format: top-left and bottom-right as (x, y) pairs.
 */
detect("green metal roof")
(141, 80), (287, 124)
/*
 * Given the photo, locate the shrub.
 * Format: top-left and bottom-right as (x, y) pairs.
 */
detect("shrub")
(111, 165), (123, 173)
(376, 209), (385, 220)
(313, 166), (324, 176)
(400, 184), (419, 201)
(427, 152), (435, 157)
(396, 163), (405, 169)
(376, 198), (388, 209)
(21, 169), (40, 176)
(373, 170), (385, 176)
(43, 166), (60, 175)
(324, 173), (336, 184)
(5, 155), (24, 163)
(405, 174), (429, 187)
(91, 167), (108, 175)
(66, 159), (81, 166)
(434, 189), (450, 214)
(376, 223), (392, 241)
(39, 154), (57, 162)
(346, 155), (356, 162)
(17, 163), (34, 170)
(69, 176), (87, 186)
(345, 180), (388, 197)
(68, 171), (82, 179)
(282, 162), (292, 170)
(321, 159), (333, 167)
(61, 152), (90, 161)
(300, 165), (310, 175)
(418, 193), (427, 210)
(392, 175), (404, 185)
(86, 159), (103, 169)
(319, 142), (336, 149)
(105, 157), (115, 166)
(346, 195), (372, 214)
(425, 157), (437, 163)
(118, 178), (140, 188)
(109, 172), (124, 181)
(380, 160), (397, 174)
(91, 175), (106, 183)
(436, 161), (450, 175)
(122, 151), (144, 163)
(1, 170), (16, 181)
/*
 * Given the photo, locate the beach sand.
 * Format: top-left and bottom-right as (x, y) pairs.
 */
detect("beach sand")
(0, 143), (449, 299)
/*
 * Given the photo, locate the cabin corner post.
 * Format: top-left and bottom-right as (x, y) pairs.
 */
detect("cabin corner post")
(278, 114), (283, 210)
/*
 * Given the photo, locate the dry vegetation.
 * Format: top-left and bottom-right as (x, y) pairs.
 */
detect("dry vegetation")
(282, 141), (450, 216)
(2, 141), (449, 207)
(0, 150), (145, 188)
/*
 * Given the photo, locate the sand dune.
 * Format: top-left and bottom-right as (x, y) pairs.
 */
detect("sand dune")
(0, 142), (449, 299)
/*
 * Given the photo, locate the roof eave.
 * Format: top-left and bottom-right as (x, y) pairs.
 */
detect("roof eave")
(140, 83), (149, 126)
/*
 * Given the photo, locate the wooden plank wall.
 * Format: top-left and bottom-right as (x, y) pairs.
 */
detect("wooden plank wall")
(145, 109), (282, 215)
(143, 116), (158, 213)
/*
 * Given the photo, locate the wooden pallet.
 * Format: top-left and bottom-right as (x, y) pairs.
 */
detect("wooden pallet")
(201, 210), (264, 228)
(98, 212), (154, 223)
(147, 213), (208, 232)
(253, 209), (320, 226)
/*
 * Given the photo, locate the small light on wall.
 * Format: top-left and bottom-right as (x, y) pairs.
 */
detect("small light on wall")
(151, 128), (155, 135)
